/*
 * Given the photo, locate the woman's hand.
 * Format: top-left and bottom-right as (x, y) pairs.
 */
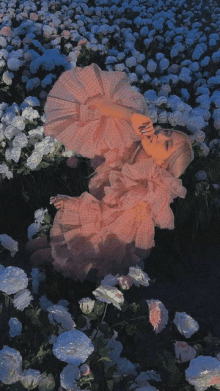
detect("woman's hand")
(131, 113), (155, 140)
(50, 195), (69, 211)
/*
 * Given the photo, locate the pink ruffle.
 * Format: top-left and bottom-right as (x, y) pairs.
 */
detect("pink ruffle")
(44, 63), (148, 159)
(49, 150), (187, 281)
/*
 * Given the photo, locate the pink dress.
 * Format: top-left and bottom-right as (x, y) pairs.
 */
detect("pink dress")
(44, 63), (187, 282)
(49, 145), (187, 282)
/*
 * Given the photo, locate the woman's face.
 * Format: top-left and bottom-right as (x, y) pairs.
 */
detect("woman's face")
(142, 129), (183, 163)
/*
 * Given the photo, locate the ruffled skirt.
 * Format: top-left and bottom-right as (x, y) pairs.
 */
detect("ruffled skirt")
(50, 156), (187, 282)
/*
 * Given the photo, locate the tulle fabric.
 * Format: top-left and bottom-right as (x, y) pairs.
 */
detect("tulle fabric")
(49, 147), (187, 282)
(44, 63), (148, 159)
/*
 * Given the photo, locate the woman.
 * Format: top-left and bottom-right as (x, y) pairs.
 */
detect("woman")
(26, 64), (194, 283)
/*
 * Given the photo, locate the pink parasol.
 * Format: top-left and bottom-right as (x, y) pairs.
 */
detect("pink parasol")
(43, 63), (149, 159)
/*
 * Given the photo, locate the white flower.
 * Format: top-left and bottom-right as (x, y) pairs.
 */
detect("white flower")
(116, 357), (137, 376)
(0, 346), (22, 384)
(146, 299), (169, 334)
(47, 304), (76, 331)
(61, 150), (77, 158)
(179, 67), (192, 83)
(129, 370), (161, 390)
(21, 106), (40, 121)
(7, 57), (21, 71)
(100, 274), (120, 287)
(159, 57), (169, 71)
(34, 137), (55, 156)
(27, 222), (42, 241)
(128, 266), (151, 288)
(78, 297), (95, 314)
(0, 163), (13, 179)
(30, 268), (46, 295)
(147, 59), (157, 73)
(38, 373), (56, 391)
(5, 146), (21, 163)
(174, 341), (196, 363)
(11, 115), (25, 131)
(39, 294), (54, 311)
(194, 130), (206, 142)
(155, 96), (167, 106)
(4, 125), (20, 140)
(20, 369), (43, 390)
(8, 317), (22, 337)
(0, 234), (18, 257)
(28, 126), (44, 140)
(23, 96), (40, 108)
(53, 329), (94, 365)
(12, 132), (28, 148)
(173, 312), (199, 339)
(198, 141), (210, 157)
(186, 115), (205, 132)
(2, 70), (14, 85)
(117, 275), (133, 290)
(60, 364), (81, 390)
(0, 36), (7, 48)
(125, 56), (137, 68)
(12, 289), (33, 311)
(26, 150), (43, 170)
(105, 332), (123, 365)
(34, 208), (48, 224)
(195, 170), (207, 181)
(92, 285), (124, 310)
(185, 355), (220, 391)
(128, 72), (138, 83)
(158, 110), (168, 123)
(48, 334), (57, 345)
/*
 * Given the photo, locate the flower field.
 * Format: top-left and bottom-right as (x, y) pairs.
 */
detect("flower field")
(1, 0), (220, 390)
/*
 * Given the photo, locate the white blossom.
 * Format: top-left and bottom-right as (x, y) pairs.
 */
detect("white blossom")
(128, 266), (151, 288)
(8, 317), (22, 338)
(26, 150), (42, 170)
(53, 329), (94, 365)
(0, 346), (22, 384)
(78, 297), (95, 314)
(0, 163), (13, 179)
(30, 268), (46, 295)
(12, 289), (33, 311)
(5, 146), (21, 163)
(147, 59), (157, 73)
(185, 355), (220, 391)
(60, 364), (81, 390)
(47, 304), (76, 331)
(20, 369), (43, 389)
(2, 70), (14, 85)
(0, 234), (18, 257)
(34, 208), (48, 224)
(7, 57), (21, 71)
(92, 285), (124, 310)
(21, 106), (40, 121)
(173, 312), (199, 339)
(27, 222), (42, 241)
(38, 373), (55, 391)
(12, 132), (28, 148)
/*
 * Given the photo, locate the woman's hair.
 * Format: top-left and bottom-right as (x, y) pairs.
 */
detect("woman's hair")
(165, 130), (194, 178)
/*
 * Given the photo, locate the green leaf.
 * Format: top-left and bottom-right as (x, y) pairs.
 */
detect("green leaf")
(94, 301), (105, 316)
(43, 213), (51, 224)
(105, 366), (115, 378)
(6, 382), (27, 390)
(98, 323), (110, 333)
(107, 379), (114, 391)
(17, 168), (26, 174)
(77, 315), (88, 329)
(97, 356), (112, 363)
(125, 324), (136, 335)
(128, 303), (139, 312)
